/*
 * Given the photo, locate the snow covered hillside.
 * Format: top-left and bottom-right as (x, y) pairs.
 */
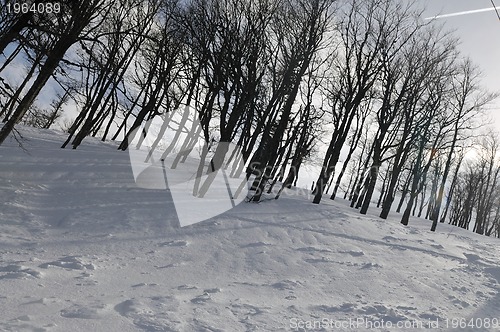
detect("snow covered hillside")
(1, 127), (500, 332)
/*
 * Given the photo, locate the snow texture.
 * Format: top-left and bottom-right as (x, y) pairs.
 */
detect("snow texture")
(1, 127), (500, 331)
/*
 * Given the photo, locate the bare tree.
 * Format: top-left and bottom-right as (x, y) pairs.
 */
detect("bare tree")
(117, 0), (186, 151)
(245, 0), (334, 202)
(378, 27), (458, 219)
(64, 0), (161, 149)
(430, 59), (497, 231)
(313, 0), (422, 205)
(0, 0), (106, 145)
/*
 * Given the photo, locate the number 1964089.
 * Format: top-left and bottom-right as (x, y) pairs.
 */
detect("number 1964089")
(6, 2), (61, 14)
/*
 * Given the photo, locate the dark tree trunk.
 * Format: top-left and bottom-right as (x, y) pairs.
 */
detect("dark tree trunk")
(0, 36), (76, 144)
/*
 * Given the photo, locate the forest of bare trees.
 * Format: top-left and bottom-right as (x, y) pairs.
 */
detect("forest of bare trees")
(1, 0), (499, 236)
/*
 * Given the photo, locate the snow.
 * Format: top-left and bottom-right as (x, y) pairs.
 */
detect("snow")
(1, 127), (500, 331)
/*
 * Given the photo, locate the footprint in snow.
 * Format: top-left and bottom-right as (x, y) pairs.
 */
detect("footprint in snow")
(115, 297), (180, 316)
(450, 296), (470, 308)
(76, 280), (98, 286)
(239, 241), (271, 248)
(361, 262), (382, 269)
(177, 284), (198, 290)
(114, 299), (144, 317)
(296, 246), (332, 253)
(0, 264), (42, 279)
(191, 293), (211, 304)
(396, 305), (417, 311)
(204, 287), (221, 294)
(39, 256), (95, 270)
(22, 297), (60, 306)
(60, 303), (108, 319)
(130, 282), (157, 288)
(271, 280), (302, 291)
(314, 303), (356, 313)
(358, 304), (408, 322)
(159, 240), (189, 247)
(230, 303), (268, 316)
(155, 262), (185, 269)
(304, 257), (333, 264)
(114, 298), (180, 330)
(150, 296), (180, 312)
(75, 272), (93, 279)
(0, 319), (51, 332)
(452, 286), (469, 294)
(339, 250), (364, 257)
(131, 283), (147, 288)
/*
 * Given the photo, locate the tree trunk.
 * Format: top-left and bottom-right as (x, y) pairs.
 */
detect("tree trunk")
(360, 161), (380, 214)
(0, 37), (75, 145)
(0, 12), (33, 55)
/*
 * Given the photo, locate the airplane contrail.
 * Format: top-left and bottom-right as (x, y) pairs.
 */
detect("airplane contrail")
(425, 5), (500, 20)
